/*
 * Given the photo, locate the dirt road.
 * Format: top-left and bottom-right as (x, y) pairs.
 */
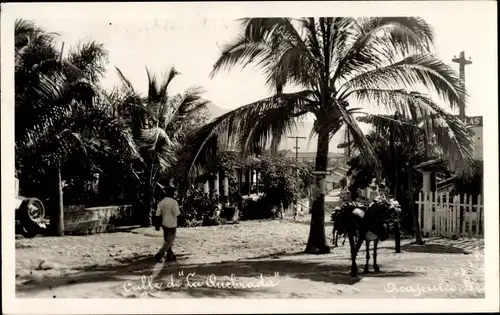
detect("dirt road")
(16, 219), (485, 298)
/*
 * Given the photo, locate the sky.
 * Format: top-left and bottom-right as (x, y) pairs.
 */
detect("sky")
(4, 1), (497, 152)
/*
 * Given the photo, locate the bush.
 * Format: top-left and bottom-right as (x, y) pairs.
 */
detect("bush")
(258, 156), (300, 210)
(240, 195), (278, 220)
(220, 206), (238, 221)
(178, 188), (220, 227)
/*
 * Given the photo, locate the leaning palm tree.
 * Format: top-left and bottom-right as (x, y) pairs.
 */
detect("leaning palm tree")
(190, 17), (475, 253)
(114, 67), (210, 226)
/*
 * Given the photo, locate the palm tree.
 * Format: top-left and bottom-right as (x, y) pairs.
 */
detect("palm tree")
(114, 67), (210, 226)
(15, 19), (139, 236)
(191, 17), (475, 253)
(348, 113), (435, 244)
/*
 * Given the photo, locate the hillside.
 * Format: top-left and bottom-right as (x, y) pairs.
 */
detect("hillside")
(205, 102), (230, 120)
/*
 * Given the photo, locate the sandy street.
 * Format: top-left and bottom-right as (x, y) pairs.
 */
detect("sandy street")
(15, 219), (484, 299)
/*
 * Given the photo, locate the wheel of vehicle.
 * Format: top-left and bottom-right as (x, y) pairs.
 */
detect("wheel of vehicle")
(19, 198), (45, 238)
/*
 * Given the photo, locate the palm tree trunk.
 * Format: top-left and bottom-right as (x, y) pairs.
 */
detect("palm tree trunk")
(390, 116), (397, 197)
(51, 162), (64, 236)
(142, 158), (154, 227)
(305, 128), (331, 254)
(408, 164), (424, 244)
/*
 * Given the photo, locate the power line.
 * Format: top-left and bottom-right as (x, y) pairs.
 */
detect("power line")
(288, 136), (307, 163)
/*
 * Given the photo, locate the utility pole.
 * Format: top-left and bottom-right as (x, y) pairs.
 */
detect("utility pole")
(288, 136), (307, 163)
(452, 51), (472, 120)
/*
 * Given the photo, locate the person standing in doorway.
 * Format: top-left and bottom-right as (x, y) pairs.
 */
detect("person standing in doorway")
(154, 186), (180, 263)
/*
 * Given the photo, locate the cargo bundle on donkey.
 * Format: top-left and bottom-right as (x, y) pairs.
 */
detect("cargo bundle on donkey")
(333, 191), (402, 277)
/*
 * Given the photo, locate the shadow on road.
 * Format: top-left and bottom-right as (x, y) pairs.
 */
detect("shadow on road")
(401, 243), (471, 254)
(17, 251), (419, 298)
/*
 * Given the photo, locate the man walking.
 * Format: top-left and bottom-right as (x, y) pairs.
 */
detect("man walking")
(154, 186), (180, 263)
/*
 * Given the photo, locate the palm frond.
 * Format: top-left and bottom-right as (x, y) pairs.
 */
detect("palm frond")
(212, 18), (319, 91)
(410, 95), (475, 177)
(115, 66), (135, 92)
(238, 99), (309, 155)
(338, 54), (464, 109)
(66, 41), (109, 83)
(349, 89), (474, 176)
(15, 19), (58, 56)
(332, 17), (435, 82)
(185, 90), (316, 174)
(158, 66), (180, 101)
(145, 66), (160, 102)
(336, 104), (380, 174)
(161, 86), (207, 134)
(312, 106), (363, 137)
(210, 34), (272, 77)
(139, 127), (175, 153)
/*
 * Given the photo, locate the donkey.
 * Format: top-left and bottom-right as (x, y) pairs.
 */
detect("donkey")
(340, 197), (402, 277)
(331, 206), (349, 247)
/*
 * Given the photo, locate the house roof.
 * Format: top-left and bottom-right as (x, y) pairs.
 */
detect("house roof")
(436, 175), (457, 192)
(415, 158), (447, 172)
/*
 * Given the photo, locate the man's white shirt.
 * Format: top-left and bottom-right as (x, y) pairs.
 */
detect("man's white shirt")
(156, 197), (180, 228)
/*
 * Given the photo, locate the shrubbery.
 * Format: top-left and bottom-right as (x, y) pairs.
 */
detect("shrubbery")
(239, 196), (278, 220)
(178, 189), (221, 227)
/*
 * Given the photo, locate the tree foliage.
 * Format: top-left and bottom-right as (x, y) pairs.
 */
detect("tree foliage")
(15, 19), (140, 216)
(187, 17), (475, 252)
(14, 20), (211, 229)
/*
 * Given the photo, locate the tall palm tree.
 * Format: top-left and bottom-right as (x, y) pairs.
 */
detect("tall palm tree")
(114, 67), (210, 226)
(191, 17), (475, 253)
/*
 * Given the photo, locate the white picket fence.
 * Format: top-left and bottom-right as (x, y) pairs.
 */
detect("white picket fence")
(416, 192), (484, 238)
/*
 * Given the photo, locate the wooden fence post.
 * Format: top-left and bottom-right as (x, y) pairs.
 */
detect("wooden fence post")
(476, 195), (480, 238)
(428, 192), (435, 236)
(435, 193), (439, 237)
(477, 195), (483, 237)
(416, 190), (484, 240)
(424, 192), (428, 236)
(422, 192), (428, 236)
(453, 195), (459, 238)
(468, 194), (473, 238)
(431, 191), (435, 237)
(417, 192), (422, 232)
(445, 192), (451, 238)
(437, 193), (442, 237)
(461, 194), (466, 236)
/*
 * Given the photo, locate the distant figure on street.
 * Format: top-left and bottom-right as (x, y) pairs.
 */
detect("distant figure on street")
(278, 201), (284, 219)
(292, 202), (298, 220)
(292, 200), (302, 220)
(154, 186), (180, 263)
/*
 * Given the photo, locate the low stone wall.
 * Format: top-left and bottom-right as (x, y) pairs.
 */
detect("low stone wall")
(64, 205), (132, 235)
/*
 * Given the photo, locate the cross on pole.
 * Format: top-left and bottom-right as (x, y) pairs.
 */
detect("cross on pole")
(452, 51), (472, 120)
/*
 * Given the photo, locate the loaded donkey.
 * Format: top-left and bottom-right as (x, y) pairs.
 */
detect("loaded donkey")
(338, 196), (402, 277)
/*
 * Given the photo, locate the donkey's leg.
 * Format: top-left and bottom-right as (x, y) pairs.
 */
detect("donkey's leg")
(348, 233), (358, 277)
(373, 239), (380, 272)
(364, 240), (370, 274)
(334, 230), (339, 247)
(349, 233), (365, 277)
